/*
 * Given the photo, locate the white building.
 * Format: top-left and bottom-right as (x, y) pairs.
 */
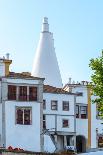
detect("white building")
(32, 17), (103, 153)
(43, 85), (76, 152)
(0, 57), (44, 152)
(0, 17), (102, 154)
(64, 81), (103, 153)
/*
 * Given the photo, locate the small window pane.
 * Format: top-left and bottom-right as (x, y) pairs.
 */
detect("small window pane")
(29, 87), (37, 101)
(43, 100), (46, 110)
(24, 109), (31, 125)
(19, 86), (27, 101)
(76, 105), (79, 118)
(8, 85), (16, 100)
(16, 107), (32, 125)
(62, 119), (69, 128)
(80, 106), (87, 119)
(63, 101), (69, 111)
(43, 115), (46, 129)
(16, 109), (23, 124)
(51, 101), (58, 110)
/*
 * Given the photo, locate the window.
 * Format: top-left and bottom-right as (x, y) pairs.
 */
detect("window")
(19, 86), (27, 101)
(43, 100), (46, 110)
(16, 107), (32, 125)
(62, 101), (69, 111)
(76, 92), (83, 96)
(43, 115), (46, 129)
(80, 106), (87, 119)
(29, 87), (37, 101)
(76, 105), (79, 118)
(51, 100), (58, 110)
(8, 85), (16, 100)
(62, 119), (69, 128)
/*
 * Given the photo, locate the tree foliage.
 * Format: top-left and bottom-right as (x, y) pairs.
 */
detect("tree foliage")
(89, 51), (103, 114)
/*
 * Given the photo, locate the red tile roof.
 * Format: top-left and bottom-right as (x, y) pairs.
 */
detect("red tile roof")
(44, 85), (76, 95)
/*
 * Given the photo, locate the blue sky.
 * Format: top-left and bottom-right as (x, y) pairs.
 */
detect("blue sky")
(0, 0), (102, 85)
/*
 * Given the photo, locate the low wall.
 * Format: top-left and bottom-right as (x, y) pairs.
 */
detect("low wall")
(1, 151), (75, 155)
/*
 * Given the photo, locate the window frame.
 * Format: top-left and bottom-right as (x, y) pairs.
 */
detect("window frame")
(43, 114), (46, 129)
(80, 106), (87, 119)
(76, 105), (79, 118)
(19, 86), (27, 101)
(43, 100), (46, 110)
(62, 101), (69, 111)
(16, 107), (32, 125)
(29, 87), (37, 101)
(8, 85), (16, 100)
(62, 119), (69, 128)
(51, 100), (58, 110)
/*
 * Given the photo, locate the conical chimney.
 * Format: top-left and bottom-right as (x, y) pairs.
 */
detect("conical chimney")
(32, 17), (62, 88)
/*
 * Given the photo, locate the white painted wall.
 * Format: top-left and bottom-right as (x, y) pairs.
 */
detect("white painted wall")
(43, 93), (75, 116)
(43, 92), (75, 152)
(46, 115), (75, 132)
(76, 119), (88, 139)
(72, 86), (88, 104)
(0, 63), (5, 76)
(43, 93), (75, 132)
(44, 135), (55, 152)
(3, 78), (41, 85)
(5, 101), (41, 152)
(57, 115), (75, 132)
(0, 61), (5, 76)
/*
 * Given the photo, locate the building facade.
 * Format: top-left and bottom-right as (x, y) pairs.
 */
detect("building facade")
(0, 58), (44, 152)
(64, 81), (103, 153)
(43, 85), (76, 152)
(0, 17), (102, 154)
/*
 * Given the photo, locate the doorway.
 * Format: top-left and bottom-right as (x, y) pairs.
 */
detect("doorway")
(76, 135), (86, 153)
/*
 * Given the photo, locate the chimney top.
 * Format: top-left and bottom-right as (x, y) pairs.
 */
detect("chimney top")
(43, 17), (48, 24)
(42, 17), (49, 32)
(6, 53), (10, 60)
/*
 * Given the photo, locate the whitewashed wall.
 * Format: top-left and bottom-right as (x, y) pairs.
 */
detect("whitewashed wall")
(0, 63), (5, 76)
(72, 86), (88, 104)
(5, 101), (41, 152)
(43, 93), (75, 115)
(43, 93), (75, 132)
(76, 119), (88, 138)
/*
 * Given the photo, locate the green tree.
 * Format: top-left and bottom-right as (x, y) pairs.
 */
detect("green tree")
(89, 51), (103, 114)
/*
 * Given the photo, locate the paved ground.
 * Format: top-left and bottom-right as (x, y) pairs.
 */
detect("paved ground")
(80, 151), (103, 155)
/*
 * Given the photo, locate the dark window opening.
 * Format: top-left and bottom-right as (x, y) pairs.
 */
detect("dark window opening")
(8, 85), (16, 100)
(29, 87), (37, 101)
(62, 119), (69, 128)
(76, 105), (79, 118)
(43, 100), (46, 109)
(19, 86), (27, 101)
(43, 115), (46, 129)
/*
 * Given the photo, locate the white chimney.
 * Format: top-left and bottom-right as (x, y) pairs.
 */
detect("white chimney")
(68, 77), (72, 84)
(6, 53), (10, 60)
